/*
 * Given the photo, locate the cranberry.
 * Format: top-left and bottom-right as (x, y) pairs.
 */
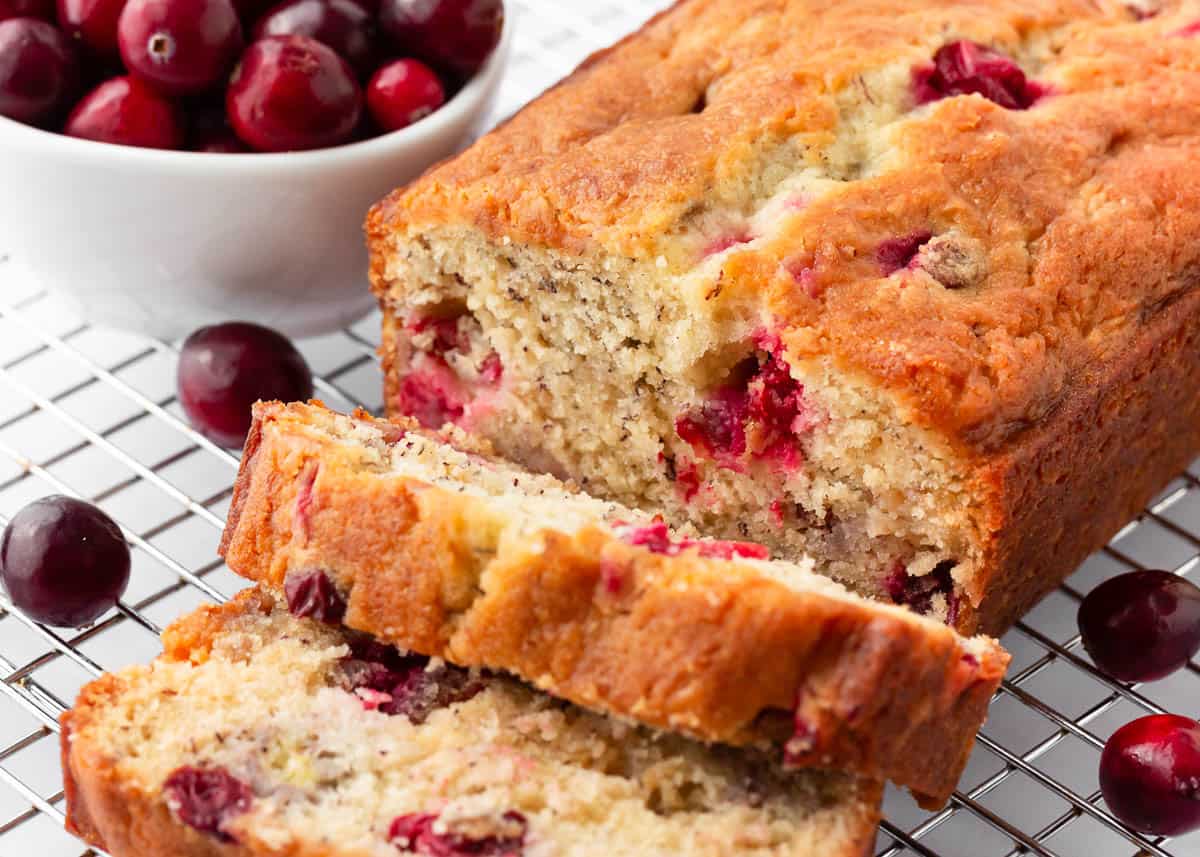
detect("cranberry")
(227, 35), (361, 151)
(877, 231), (932, 275)
(163, 766), (253, 842)
(254, 0), (374, 75)
(1100, 714), (1200, 835)
(0, 17), (78, 124)
(615, 520), (770, 561)
(1079, 570), (1200, 682)
(914, 41), (1041, 110)
(57, 0), (124, 56)
(676, 387), (749, 464)
(381, 664), (483, 723)
(284, 569), (347, 624)
(65, 74), (183, 147)
(177, 321), (314, 447)
(366, 57), (443, 132)
(0, 496), (130, 628)
(0, 0), (54, 21)
(117, 0), (242, 96)
(390, 810), (527, 855)
(379, 0), (502, 77)
(884, 561), (960, 625)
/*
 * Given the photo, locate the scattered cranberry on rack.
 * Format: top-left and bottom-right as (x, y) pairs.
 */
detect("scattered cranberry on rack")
(1078, 569), (1200, 683)
(1100, 714), (1200, 836)
(0, 496), (131, 628)
(177, 321), (314, 447)
(0, 0), (504, 150)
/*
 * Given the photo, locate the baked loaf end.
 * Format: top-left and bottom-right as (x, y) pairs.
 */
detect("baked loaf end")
(220, 401), (1008, 807)
(367, 0), (1200, 635)
(62, 588), (882, 857)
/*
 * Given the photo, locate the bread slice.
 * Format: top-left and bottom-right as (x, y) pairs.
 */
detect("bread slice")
(220, 401), (1008, 807)
(62, 588), (883, 857)
(366, 0), (1200, 638)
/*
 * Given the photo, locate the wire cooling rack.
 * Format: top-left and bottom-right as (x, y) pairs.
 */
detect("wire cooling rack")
(1, 2), (1199, 856)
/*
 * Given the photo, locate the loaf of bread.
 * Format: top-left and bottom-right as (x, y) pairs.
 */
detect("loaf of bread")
(220, 401), (1008, 806)
(62, 588), (883, 857)
(366, 0), (1200, 637)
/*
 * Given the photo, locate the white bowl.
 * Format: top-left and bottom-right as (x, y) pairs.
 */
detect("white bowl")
(0, 24), (511, 340)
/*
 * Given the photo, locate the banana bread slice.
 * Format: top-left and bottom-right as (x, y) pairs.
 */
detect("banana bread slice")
(367, 0), (1200, 637)
(62, 588), (883, 857)
(220, 401), (1008, 807)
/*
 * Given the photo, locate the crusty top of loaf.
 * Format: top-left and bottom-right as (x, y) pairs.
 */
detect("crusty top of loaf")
(368, 0), (1200, 449)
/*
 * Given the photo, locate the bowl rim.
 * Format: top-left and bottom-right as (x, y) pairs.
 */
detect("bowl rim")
(0, 15), (513, 172)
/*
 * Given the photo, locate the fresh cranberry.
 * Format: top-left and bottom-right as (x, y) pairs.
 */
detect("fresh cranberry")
(0, 17), (77, 124)
(379, 0), (502, 77)
(163, 767), (253, 842)
(284, 569), (347, 623)
(390, 810), (527, 855)
(57, 0), (124, 56)
(914, 41), (1041, 110)
(177, 321), (314, 447)
(1100, 714), (1200, 835)
(877, 231), (932, 275)
(1078, 570), (1200, 682)
(0, 496), (130, 628)
(117, 0), (242, 95)
(64, 75), (184, 147)
(227, 34), (361, 151)
(884, 561), (960, 625)
(255, 0), (374, 75)
(0, 0), (54, 20)
(367, 58), (443, 132)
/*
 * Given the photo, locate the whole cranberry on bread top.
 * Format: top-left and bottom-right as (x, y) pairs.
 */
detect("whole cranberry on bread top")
(62, 587), (884, 857)
(367, 0), (1200, 637)
(220, 401), (1009, 807)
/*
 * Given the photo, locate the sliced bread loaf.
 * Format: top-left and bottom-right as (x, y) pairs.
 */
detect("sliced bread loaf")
(62, 588), (883, 857)
(220, 401), (1009, 807)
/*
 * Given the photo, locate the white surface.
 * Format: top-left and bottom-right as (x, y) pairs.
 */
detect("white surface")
(0, 22), (510, 341)
(0, 2), (1198, 856)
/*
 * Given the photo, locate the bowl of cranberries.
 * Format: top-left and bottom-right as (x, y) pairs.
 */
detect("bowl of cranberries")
(0, 0), (509, 338)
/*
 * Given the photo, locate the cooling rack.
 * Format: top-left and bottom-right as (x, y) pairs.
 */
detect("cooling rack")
(1, 2), (1198, 855)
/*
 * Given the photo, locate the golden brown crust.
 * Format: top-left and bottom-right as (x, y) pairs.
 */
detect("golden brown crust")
(221, 402), (1008, 806)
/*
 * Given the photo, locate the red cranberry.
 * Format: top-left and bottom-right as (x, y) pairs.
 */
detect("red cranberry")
(0, 17), (78, 124)
(284, 569), (347, 623)
(367, 58), (444, 132)
(0, 0), (54, 20)
(118, 0), (242, 96)
(1100, 714), (1200, 835)
(877, 231), (932, 275)
(615, 520), (770, 561)
(227, 35), (361, 151)
(65, 74), (183, 147)
(1079, 570), (1200, 682)
(381, 664), (483, 723)
(163, 766), (253, 842)
(884, 561), (960, 625)
(0, 496), (130, 627)
(914, 41), (1041, 110)
(676, 387), (750, 464)
(379, 0), (502, 77)
(177, 321), (313, 447)
(390, 810), (527, 855)
(57, 0), (124, 57)
(254, 0), (374, 75)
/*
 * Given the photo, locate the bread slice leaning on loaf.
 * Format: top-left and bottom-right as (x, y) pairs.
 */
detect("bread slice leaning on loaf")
(220, 401), (1008, 807)
(367, 0), (1200, 638)
(61, 588), (883, 857)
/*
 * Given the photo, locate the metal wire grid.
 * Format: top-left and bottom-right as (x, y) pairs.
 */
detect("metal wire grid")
(0, 2), (1197, 856)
